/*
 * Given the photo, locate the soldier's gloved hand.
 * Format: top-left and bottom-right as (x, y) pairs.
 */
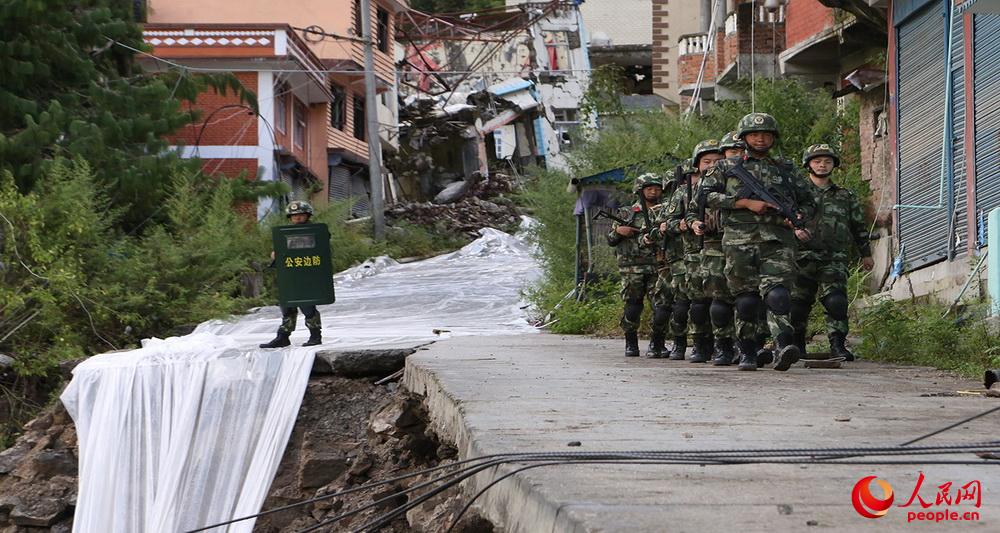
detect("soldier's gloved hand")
(794, 228), (812, 242)
(691, 221), (706, 236)
(861, 256), (875, 271)
(615, 225), (636, 237)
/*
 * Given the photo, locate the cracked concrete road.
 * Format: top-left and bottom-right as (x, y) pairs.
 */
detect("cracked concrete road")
(404, 333), (999, 532)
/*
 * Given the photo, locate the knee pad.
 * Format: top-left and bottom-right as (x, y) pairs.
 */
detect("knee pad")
(710, 300), (734, 328)
(653, 305), (671, 328)
(689, 299), (711, 325)
(734, 293), (762, 322)
(821, 291), (849, 321)
(623, 302), (644, 323)
(764, 286), (791, 315)
(672, 299), (690, 322)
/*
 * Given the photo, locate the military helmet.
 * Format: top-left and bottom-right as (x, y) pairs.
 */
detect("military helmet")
(632, 173), (664, 193)
(802, 143), (841, 168)
(719, 131), (745, 151)
(691, 139), (722, 165)
(285, 200), (314, 217)
(736, 112), (780, 139)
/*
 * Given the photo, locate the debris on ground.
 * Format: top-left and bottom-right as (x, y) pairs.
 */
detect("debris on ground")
(386, 173), (522, 238)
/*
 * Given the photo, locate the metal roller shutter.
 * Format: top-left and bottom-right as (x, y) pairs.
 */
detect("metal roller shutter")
(951, 9), (967, 256)
(974, 14), (1000, 239)
(897, 3), (948, 271)
(329, 165), (351, 201)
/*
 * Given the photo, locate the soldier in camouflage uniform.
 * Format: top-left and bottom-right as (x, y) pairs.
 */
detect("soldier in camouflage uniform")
(643, 167), (690, 359)
(690, 137), (738, 366)
(719, 131), (745, 159)
(663, 141), (724, 363)
(718, 131), (772, 363)
(791, 145), (874, 360)
(607, 174), (664, 357)
(700, 113), (815, 371)
(260, 201), (324, 348)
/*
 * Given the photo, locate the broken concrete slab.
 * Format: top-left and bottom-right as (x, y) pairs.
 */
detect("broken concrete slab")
(311, 348), (415, 378)
(404, 334), (1000, 532)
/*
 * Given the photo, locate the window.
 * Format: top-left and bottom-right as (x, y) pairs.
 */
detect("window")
(274, 83), (288, 133)
(352, 95), (365, 141)
(353, 0), (362, 37)
(330, 83), (346, 130)
(542, 31), (571, 71)
(377, 8), (390, 53)
(293, 100), (307, 148)
(552, 108), (580, 148)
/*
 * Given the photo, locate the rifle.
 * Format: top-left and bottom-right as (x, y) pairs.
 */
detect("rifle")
(726, 161), (807, 230)
(593, 209), (640, 231)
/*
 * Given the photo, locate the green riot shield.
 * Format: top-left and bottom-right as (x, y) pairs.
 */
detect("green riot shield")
(273, 223), (335, 307)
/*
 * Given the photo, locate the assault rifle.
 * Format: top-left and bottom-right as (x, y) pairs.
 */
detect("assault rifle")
(593, 209), (640, 231)
(726, 161), (807, 230)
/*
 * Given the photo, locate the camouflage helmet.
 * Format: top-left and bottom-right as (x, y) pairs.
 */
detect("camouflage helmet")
(691, 139), (722, 165)
(802, 143), (841, 168)
(719, 131), (745, 151)
(632, 173), (664, 194)
(736, 112), (780, 139)
(285, 200), (314, 217)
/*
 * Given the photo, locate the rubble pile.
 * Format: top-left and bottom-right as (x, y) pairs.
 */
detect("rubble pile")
(386, 173), (522, 238)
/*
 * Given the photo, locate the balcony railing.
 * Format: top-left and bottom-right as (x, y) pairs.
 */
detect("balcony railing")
(678, 33), (710, 56)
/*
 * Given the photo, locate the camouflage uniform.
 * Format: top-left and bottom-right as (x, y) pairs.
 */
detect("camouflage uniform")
(261, 201), (324, 348)
(608, 174), (663, 357)
(646, 163), (694, 359)
(791, 145), (871, 360)
(700, 113), (815, 371)
(666, 141), (725, 363)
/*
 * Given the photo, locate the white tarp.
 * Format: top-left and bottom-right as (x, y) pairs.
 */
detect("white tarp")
(61, 225), (539, 533)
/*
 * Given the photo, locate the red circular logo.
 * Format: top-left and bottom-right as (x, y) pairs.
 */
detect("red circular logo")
(852, 475), (895, 519)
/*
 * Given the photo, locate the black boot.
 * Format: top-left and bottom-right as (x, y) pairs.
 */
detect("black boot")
(737, 339), (758, 371)
(646, 333), (666, 358)
(689, 335), (712, 363)
(829, 332), (855, 361)
(302, 328), (322, 347)
(773, 333), (801, 372)
(668, 336), (687, 360)
(625, 331), (640, 357)
(259, 331), (291, 349)
(711, 337), (737, 366)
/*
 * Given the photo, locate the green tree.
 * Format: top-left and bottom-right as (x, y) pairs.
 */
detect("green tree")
(0, 0), (257, 231)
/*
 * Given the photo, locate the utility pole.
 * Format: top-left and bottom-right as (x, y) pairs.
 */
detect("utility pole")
(361, 0), (385, 240)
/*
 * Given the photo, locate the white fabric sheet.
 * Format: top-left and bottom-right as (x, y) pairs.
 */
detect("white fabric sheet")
(61, 225), (540, 532)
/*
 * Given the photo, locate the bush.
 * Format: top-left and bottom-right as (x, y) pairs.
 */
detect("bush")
(857, 299), (1000, 378)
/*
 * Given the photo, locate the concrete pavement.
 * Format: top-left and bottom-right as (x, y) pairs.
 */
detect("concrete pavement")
(403, 334), (999, 532)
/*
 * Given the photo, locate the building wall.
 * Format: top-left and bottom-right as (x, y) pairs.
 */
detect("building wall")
(579, 0), (652, 46)
(170, 72), (259, 147)
(784, 0), (833, 50)
(652, 0), (704, 106)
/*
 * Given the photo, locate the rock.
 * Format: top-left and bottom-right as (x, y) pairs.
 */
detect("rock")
(298, 453), (349, 489)
(347, 452), (374, 478)
(9, 497), (68, 527)
(32, 449), (77, 479)
(0, 440), (33, 475)
(434, 180), (470, 204)
(312, 349), (414, 378)
(0, 354), (13, 371)
(369, 399), (422, 438)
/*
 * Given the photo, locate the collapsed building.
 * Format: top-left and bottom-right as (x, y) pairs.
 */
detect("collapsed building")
(390, 1), (590, 202)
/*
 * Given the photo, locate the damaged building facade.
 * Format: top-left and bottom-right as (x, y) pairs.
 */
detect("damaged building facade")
(393, 1), (590, 201)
